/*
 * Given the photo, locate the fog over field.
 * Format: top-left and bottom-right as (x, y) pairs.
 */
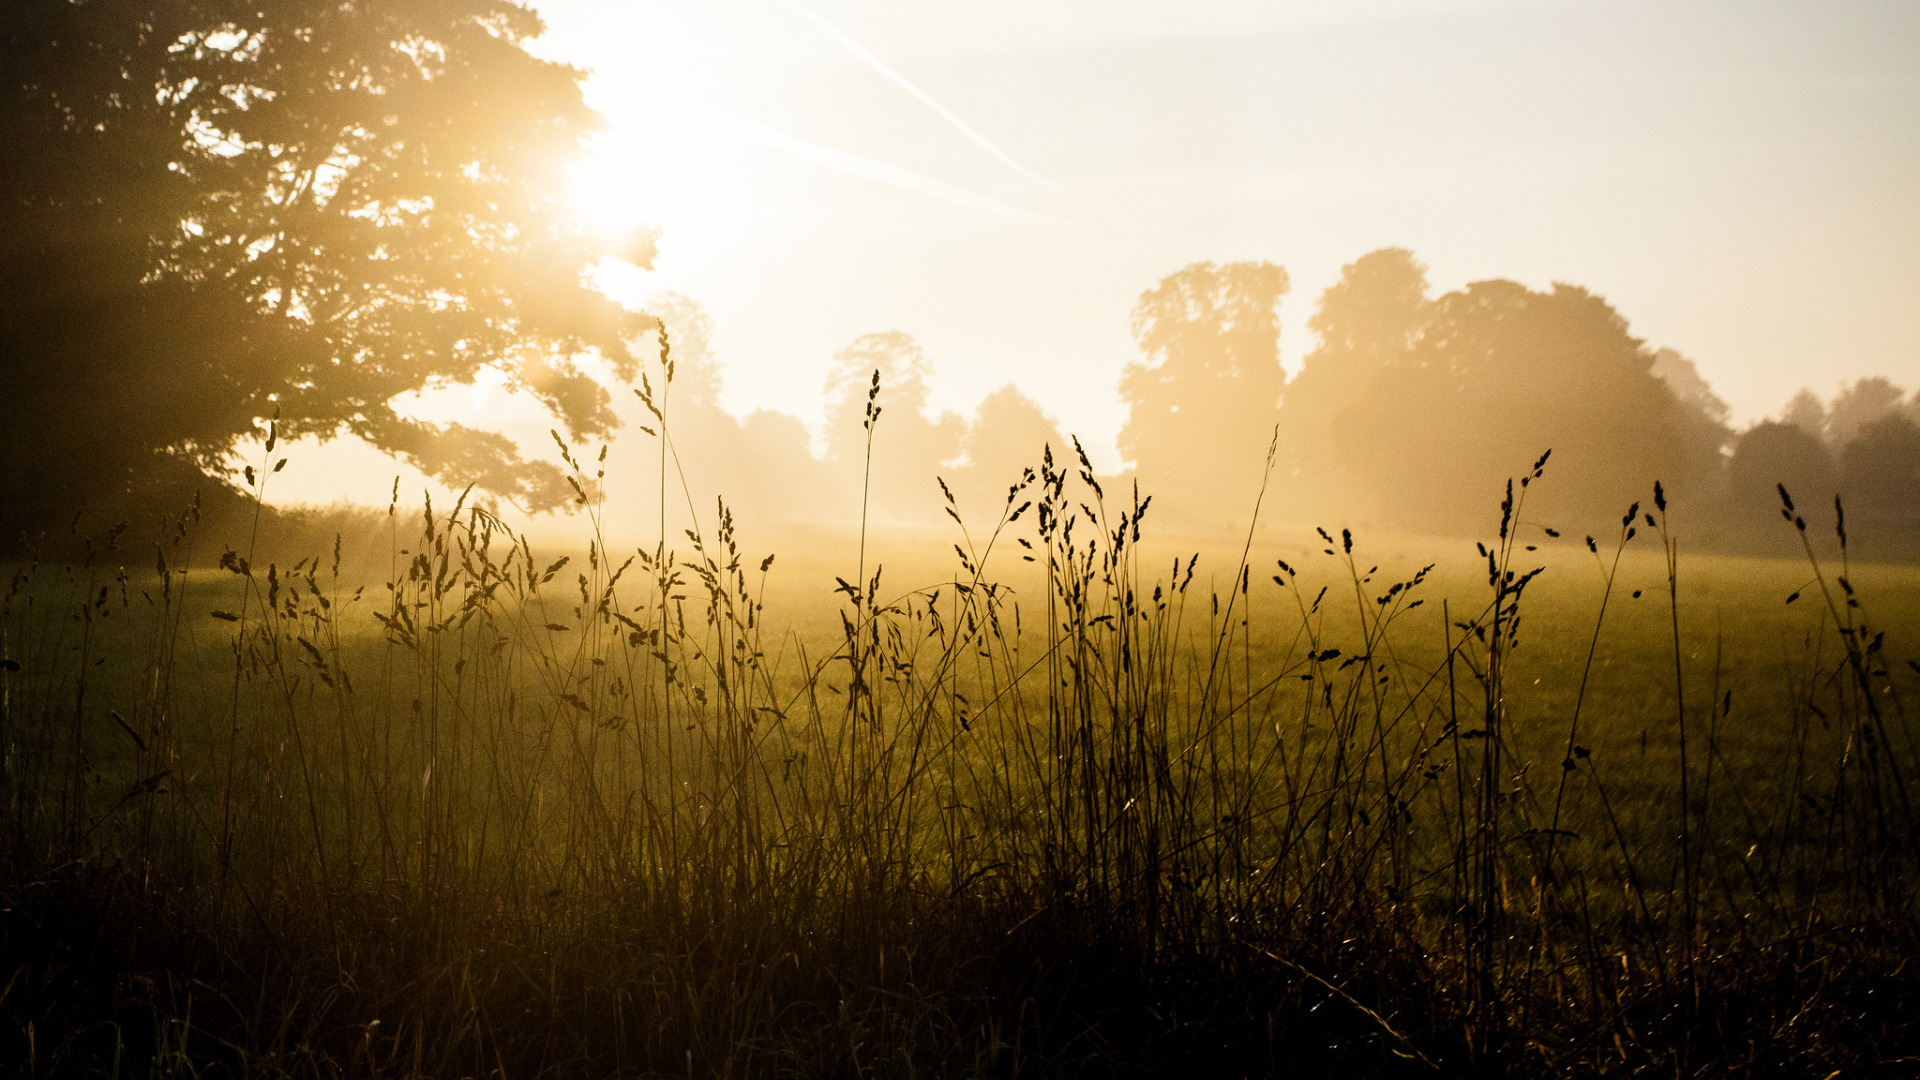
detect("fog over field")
(2, 3), (1917, 1077)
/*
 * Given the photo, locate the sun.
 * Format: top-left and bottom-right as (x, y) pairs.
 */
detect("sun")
(566, 111), (752, 275)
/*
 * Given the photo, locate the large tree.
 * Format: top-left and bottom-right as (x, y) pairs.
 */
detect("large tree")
(1334, 280), (1692, 534)
(1839, 413), (1920, 525)
(953, 383), (1063, 529)
(1, 0), (650, 535)
(1118, 261), (1289, 523)
(1728, 420), (1836, 531)
(822, 331), (963, 526)
(1780, 388), (1829, 441)
(1273, 247), (1430, 515)
(1649, 347), (1735, 503)
(1826, 377), (1907, 452)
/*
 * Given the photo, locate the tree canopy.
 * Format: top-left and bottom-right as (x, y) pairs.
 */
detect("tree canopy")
(1839, 413), (1920, 523)
(954, 383), (1062, 526)
(1118, 261), (1289, 521)
(1826, 377), (1909, 451)
(1274, 248), (1430, 507)
(1, 0), (650, 536)
(822, 331), (963, 525)
(596, 295), (832, 536)
(1332, 279), (1692, 532)
(1729, 421), (1835, 521)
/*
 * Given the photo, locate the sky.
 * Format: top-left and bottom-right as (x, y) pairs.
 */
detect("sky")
(280, 0), (1920, 499)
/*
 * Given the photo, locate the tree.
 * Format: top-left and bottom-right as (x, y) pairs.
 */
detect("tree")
(599, 294), (836, 537)
(1650, 347), (1734, 502)
(1274, 248), (1429, 514)
(1118, 261), (1289, 523)
(953, 383), (1063, 528)
(1651, 349), (1732, 429)
(822, 332), (962, 525)
(0, 0), (651, 536)
(1728, 420), (1835, 519)
(732, 408), (836, 525)
(1334, 280), (1690, 533)
(1839, 413), (1920, 525)
(1826, 377), (1907, 451)
(1780, 388), (1829, 442)
(600, 295), (736, 539)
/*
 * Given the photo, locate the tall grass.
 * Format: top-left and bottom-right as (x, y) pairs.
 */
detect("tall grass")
(1, 378), (1916, 1077)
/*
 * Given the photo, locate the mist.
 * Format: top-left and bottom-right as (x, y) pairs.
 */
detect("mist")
(5, 3), (1919, 1076)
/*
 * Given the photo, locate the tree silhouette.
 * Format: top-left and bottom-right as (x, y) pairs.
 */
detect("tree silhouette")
(1651, 347), (1735, 503)
(1118, 261), (1289, 523)
(1335, 280), (1690, 533)
(733, 409), (836, 525)
(953, 384), (1063, 528)
(606, 295), (835, 535)
(1826, 377), (1907, 451)
(823, 332), (962, 525)
(1728, 420), (1836, 521)
(1275, 248), (1430, 514)
(1780, 388), (1829, 441)
(1839, 413), (1920, 525)
(0, 0), (649, 535)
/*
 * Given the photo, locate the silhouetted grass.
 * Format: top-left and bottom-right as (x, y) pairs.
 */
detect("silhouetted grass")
(2, 387), (1917, 1077)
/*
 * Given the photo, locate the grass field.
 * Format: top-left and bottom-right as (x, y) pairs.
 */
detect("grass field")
(2, 453), (1917, 1077)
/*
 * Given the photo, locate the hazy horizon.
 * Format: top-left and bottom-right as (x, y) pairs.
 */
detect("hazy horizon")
(5, 8), (1919, 1070)
(140, 1), (1920, 512)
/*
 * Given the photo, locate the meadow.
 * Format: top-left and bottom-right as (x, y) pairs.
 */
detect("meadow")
(2, 443), (1916, 1078)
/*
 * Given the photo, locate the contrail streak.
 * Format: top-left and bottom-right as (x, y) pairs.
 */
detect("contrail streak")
(780, 0), (1085, 201)
(665, 96), (1086, 231)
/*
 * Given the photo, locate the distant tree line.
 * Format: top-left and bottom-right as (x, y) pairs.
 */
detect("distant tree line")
(4, 4), (1910, 551)
(714, 248), (1916, 546)
(586, 304), (1068, 540)
(599, 251), (1917, 555)
(1107, 249), (1920, 544)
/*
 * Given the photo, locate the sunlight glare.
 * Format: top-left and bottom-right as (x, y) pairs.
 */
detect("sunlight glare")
(568, 114), (749, 277)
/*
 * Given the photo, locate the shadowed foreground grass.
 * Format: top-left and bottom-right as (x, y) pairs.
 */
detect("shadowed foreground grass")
(2, 444), (1917, 1078)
